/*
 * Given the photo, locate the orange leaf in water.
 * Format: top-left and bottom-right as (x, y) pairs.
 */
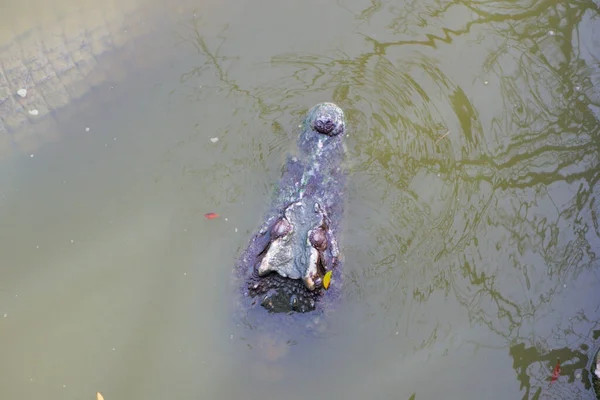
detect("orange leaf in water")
(323, 271), (333, 290)
(549, 359), (560, 385)
(97, 392), (104, 400)
(204, 213), (220, 220)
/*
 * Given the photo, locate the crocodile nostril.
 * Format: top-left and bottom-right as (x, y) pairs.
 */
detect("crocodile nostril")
(314, 115), (336, 135)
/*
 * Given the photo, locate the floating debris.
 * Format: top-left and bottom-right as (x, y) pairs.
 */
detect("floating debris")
(204, 213), (219, 219)
(549, 358), (560, 385)
(210, 137), (219, 143)
(435, 131), (450, 144)
(323, 270), (333, 290)
(97, 392), (104, 400)
(28, 109), (39, 116)
(85, 127), (90, 132)
(17, 88), (27, 97)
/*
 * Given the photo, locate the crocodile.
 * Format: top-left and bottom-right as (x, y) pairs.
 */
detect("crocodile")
(235, 102), (347, 321)
(0, 0), (183, 157)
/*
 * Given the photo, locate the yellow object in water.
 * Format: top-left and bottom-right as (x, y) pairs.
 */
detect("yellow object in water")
(323, 271), (333, 290)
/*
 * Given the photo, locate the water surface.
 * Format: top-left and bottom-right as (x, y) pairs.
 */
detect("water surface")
(1, 0), (599, 399)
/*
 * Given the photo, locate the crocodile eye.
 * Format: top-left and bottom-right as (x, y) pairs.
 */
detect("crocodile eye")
(272, 218), (292, 238)
(309, 228), (327, 251)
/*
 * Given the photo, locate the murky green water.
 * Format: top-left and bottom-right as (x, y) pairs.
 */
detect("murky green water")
(1, 0), (599, 399)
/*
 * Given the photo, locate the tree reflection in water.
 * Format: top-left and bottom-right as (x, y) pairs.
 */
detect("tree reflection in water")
(176, 0), (600, 397)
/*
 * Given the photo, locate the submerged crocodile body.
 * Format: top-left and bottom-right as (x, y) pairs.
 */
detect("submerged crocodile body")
(0, 0), (179, 156)
(235, 102), (347, 321)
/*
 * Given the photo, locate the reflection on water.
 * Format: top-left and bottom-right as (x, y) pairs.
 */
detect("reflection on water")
(174, 0), (600, 397)
(0, 0), (599, 398)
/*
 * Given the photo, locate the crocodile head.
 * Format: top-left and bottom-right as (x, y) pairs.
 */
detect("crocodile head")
(239, 103), (346, 315)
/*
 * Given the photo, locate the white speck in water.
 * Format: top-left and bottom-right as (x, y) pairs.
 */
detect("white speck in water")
(548, 30), (555, 36)
(112, 348), (116, 351)
(63, 385), (66, 388)
(36, 245), (39, 249)
(183, 228), (187, 232)
(210, 137), (219, 143)
(575, 86), (581, 92)
(85, 127), (90, 132)
(230, 334), (234, 340)
(3, 313), (7, 318)
(28, 109), (39, 116)
(113, 137), (117, 141)
(437, 173), (441, 177)
(17, 88), (27, 97)
(484, 81), (489, 85)
(30, 154), (34, 158)
(70, 239), (74, 243)
(576, 372), (581, 379)
(225, 218), (228, 221)
(298, 125), (302, 128)
(235, 228), (238, 233)
(563, 284), (567, 288)
(395, 332), (399, 335)
(183, 272), (187, 276)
